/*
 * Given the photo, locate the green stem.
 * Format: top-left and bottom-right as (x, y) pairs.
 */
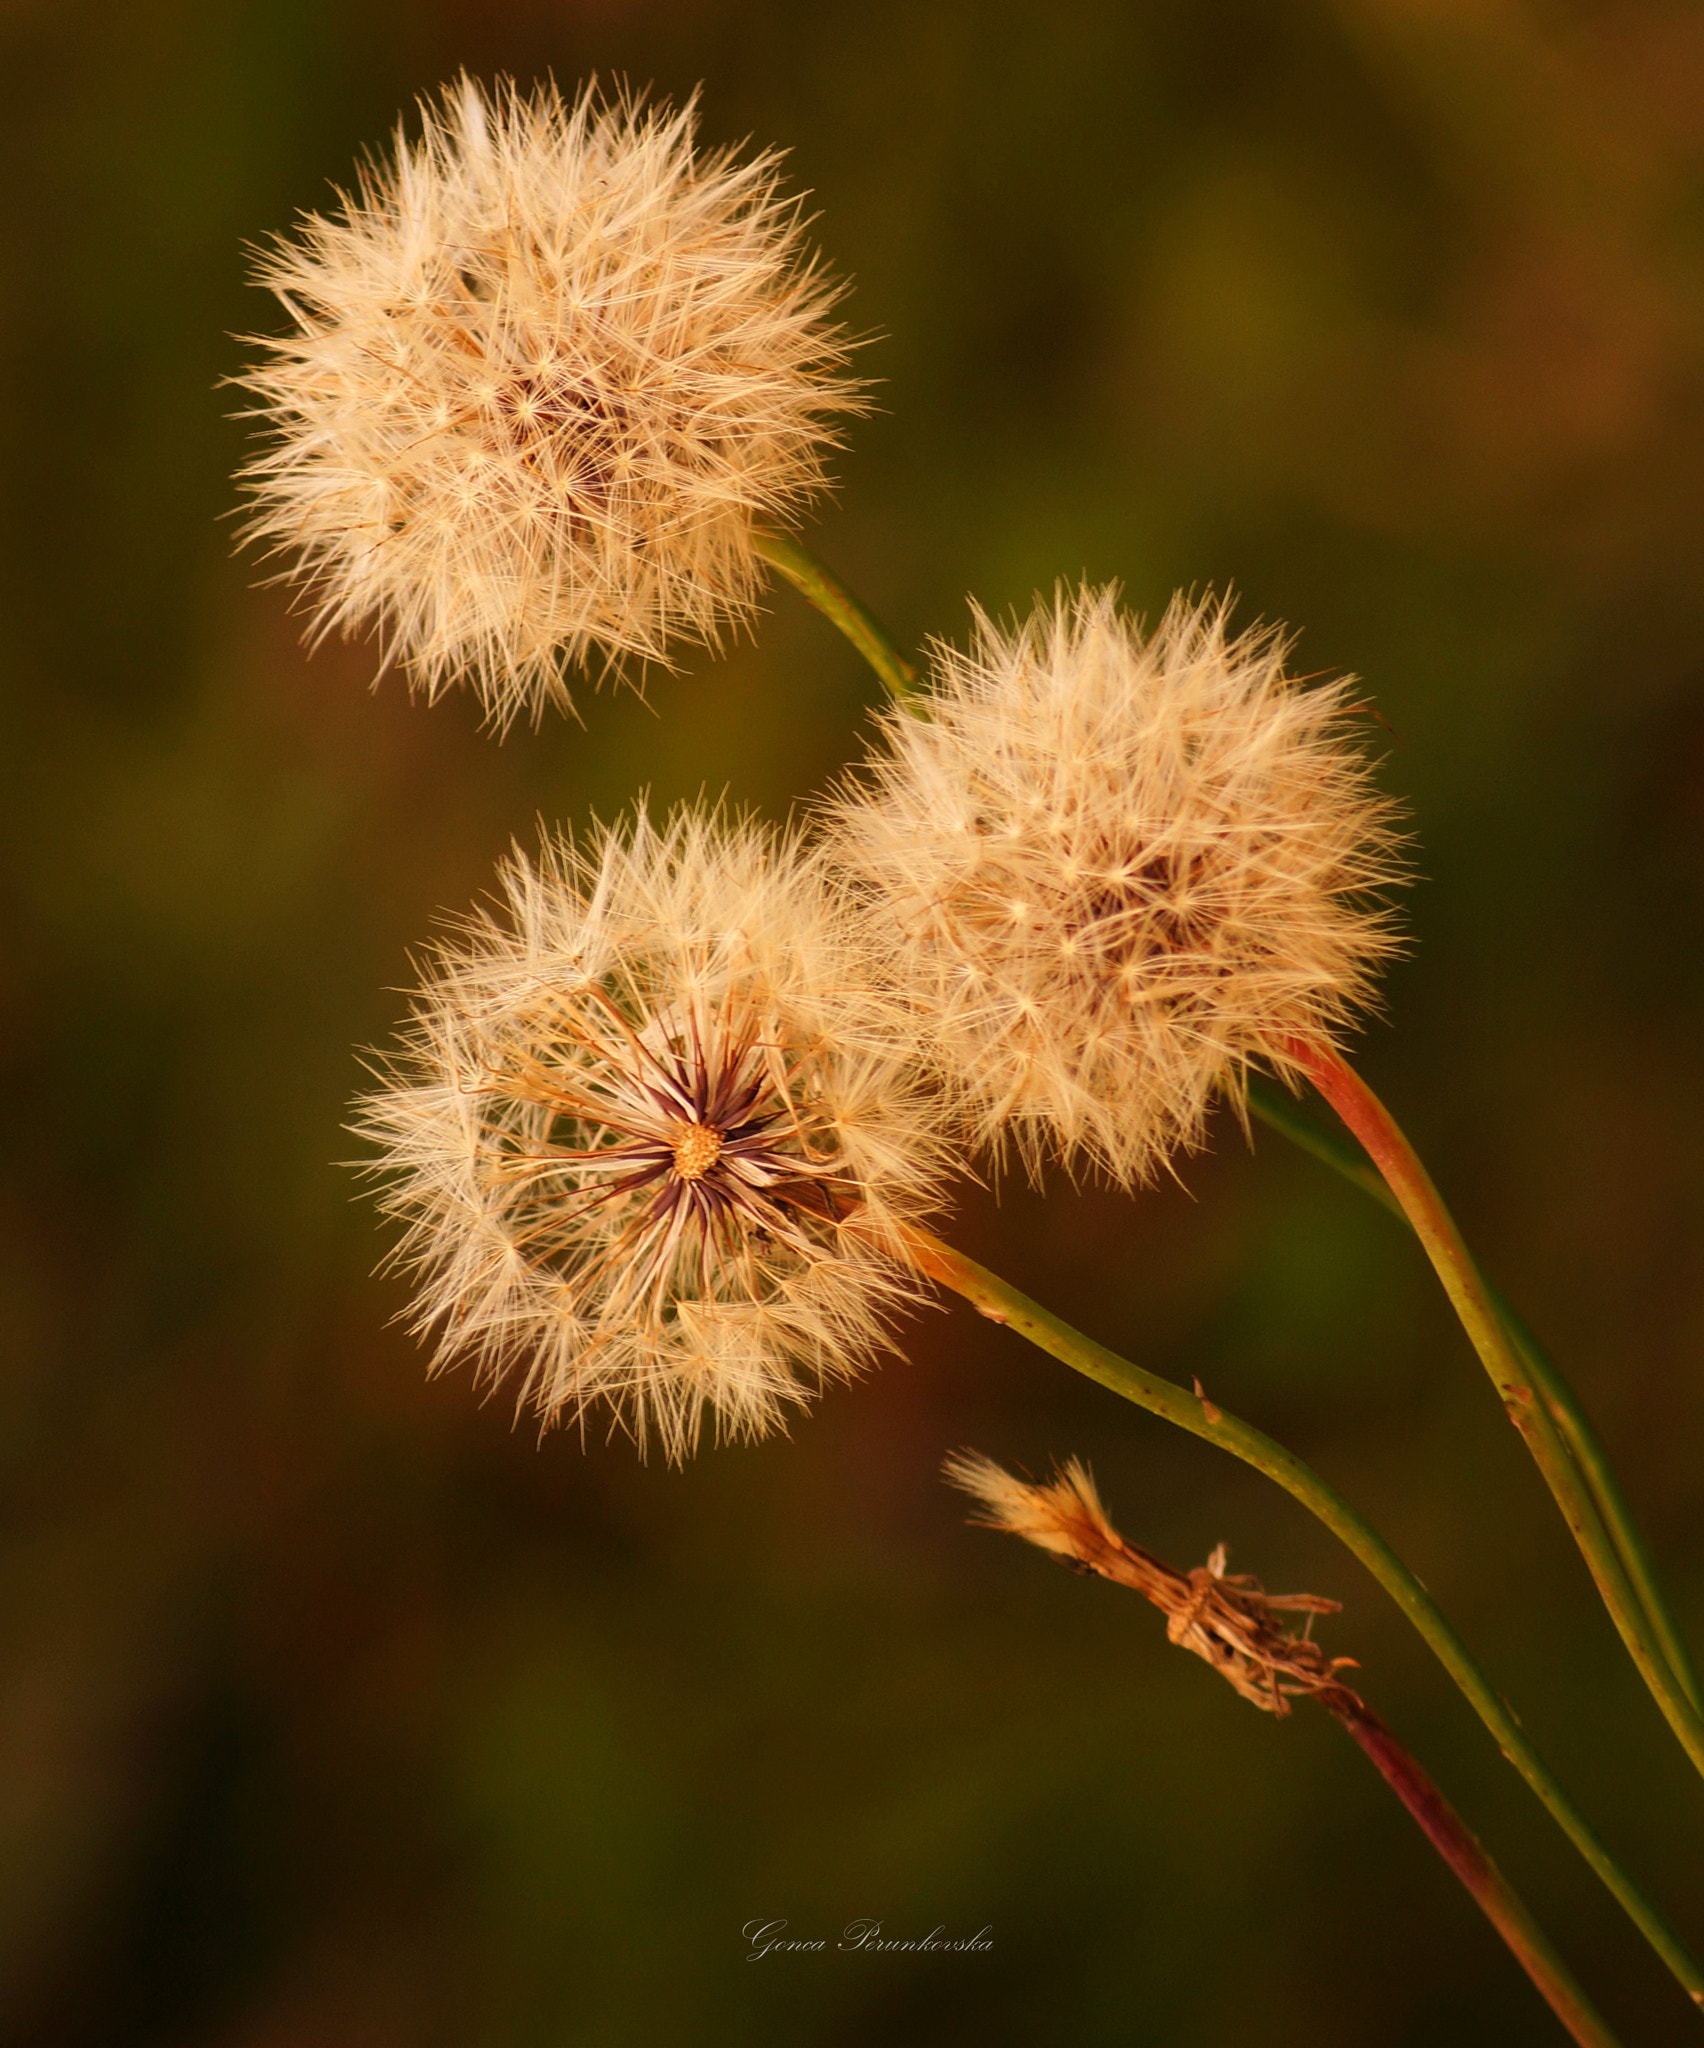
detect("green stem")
(1288, 1041), (1704, 1784)
(751, 528), (919, 703)
(759, 537), (1702, 1984)
(1245, 1073), (1704, 1718)
(900, 1224), (1704, 2009)
(1319, 1687), (1622, 2048)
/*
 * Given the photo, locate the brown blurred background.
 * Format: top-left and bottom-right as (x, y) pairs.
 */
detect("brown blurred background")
(3, 1), (1704, 2042)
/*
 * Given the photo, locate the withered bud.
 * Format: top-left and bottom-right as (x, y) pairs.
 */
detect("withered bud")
(946, 1450), (1358, 1715)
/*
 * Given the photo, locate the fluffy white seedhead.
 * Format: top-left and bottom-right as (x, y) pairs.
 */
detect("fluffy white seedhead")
(830, 585), (1404, 1185)
(237, 76), (860, 726)
(357, 811), (948, 1460)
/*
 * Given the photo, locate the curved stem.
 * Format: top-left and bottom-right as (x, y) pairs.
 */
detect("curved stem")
(751, 529), (919, 703)
(1245, 1073), (1704, 1718)
(1287, 1042), (1704, 1783)
(1319, 1688), (1621, 2048)
(900, 1224), (1704, 2009)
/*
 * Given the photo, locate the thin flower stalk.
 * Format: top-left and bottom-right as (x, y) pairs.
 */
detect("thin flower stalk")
(1322, 1697), (1619, 2048)
(1288, 1038), (1704, 1782)
(751, 527), (918, 702)
(1245, 1071), (1704, 1716)
(899, 1224), (1704, 2007)
(950, 1455), (1624, 2048)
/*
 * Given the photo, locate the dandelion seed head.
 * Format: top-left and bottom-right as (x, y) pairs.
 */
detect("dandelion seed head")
(356, 811), (947, 1460)
(237, 76), (860, 727)
(832, 585), (1405, 1185)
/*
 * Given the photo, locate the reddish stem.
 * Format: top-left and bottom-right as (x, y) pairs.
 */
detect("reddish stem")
(1317, 1687), (1620, 2047)
(897, 1224), (1704, 2002)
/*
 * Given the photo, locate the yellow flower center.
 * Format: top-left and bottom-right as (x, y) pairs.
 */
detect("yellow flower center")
(670, 1122), (725, 1181)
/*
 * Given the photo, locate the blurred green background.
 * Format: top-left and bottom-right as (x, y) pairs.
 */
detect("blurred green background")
(4, 1), (1704, 2041)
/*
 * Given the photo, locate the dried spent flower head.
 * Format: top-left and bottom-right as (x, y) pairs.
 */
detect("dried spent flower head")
(237, 75), (860, 726)
(946, 1452), (1355, 1715)
(356, 811), (949, 1460)
(830, 584), (1405, 1185)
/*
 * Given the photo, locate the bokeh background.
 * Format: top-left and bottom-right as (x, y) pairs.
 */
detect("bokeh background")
(4, 1), (1704, 2042)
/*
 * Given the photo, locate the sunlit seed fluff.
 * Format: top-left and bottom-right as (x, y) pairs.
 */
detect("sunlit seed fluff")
(237, 75), (861, 727)
(355, 811), (948, 1461)
(830, 585), (1405, 1185)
